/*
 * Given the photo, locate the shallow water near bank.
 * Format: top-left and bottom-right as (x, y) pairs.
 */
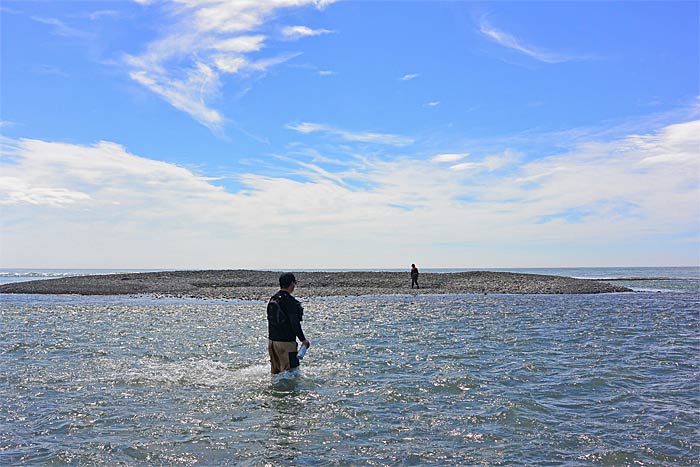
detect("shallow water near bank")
(1, 291), (698, 466)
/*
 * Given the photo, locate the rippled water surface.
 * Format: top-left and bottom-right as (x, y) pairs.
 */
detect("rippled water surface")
(2, 292), (698, 466)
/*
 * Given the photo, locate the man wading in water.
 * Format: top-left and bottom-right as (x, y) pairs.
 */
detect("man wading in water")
(267, 273), (310, 374)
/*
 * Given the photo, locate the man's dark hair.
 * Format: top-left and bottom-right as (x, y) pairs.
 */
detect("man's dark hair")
(279, 272), (297, 288)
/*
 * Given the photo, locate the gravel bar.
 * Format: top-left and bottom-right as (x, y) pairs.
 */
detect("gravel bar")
(0, 270), (631, 300)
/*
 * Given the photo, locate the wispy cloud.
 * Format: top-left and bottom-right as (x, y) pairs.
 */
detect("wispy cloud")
(129, 64), (223, 128)
(400, 73), (419, 81)
(431, 153), (468, 163)
(424, 101), (440, 107)
(286, 122), (325, 134)
(449, 150), (519, 172)
(282, 25), (333, 39)
(124, 0), (335, 130)
(479, 18), (577, 64)
(286, 122), (414, 146)
(2, 119), (698, 267)
(288, 63), (336, 76)
(79, 10), (121, 21)
(30, 16), (90, 38)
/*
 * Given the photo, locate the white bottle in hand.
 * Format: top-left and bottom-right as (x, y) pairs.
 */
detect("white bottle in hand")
(297, 343), (308, 359)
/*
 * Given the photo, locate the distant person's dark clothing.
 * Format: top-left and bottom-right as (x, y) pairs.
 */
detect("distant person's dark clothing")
(267, 290), (306, 374)
(411, 265), (420, 289)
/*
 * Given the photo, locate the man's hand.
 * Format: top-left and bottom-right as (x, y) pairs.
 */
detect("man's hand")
(302, 339), (310, 348)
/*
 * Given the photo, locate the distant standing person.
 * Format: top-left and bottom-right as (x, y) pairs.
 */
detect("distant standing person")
(267, 273), (310, 374)
(410, 264), (420, 289)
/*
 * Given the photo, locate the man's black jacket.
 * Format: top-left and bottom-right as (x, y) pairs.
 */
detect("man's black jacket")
(267, 290), (306, 342)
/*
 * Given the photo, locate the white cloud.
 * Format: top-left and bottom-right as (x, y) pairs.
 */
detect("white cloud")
(286, 122), (414, 146)
(287, 122), (325, 134)
(432, 153), (468, 163)
(2, 120), (698, 268)
(124, 0), (335, 129)
(425, 101), (440, 107)
(481, 150), (520, 171)
(448, 161), (478, 171)
(636, 121), (700, 166)
(282, 25), (333, 39)
(245, 52), (303, 72)
(400, 73), (419, 81)
(445, 150), (518, 172)
(0, 139), (217, 194)
(210, 35), (266, 53)
(479, 18), (575, 64)
(0, 176), (91, 207)
(319, 70), (335, 76)
(129, 64), (224, 127)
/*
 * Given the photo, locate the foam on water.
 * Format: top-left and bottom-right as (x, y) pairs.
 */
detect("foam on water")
(105, 358), (268, 388)
(111, 360), (321, 388)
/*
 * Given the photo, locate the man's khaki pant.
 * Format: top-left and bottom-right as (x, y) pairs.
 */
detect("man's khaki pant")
(268, 339), (298, 374)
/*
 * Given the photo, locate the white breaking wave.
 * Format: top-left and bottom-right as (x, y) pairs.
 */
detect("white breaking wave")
(106, 358), (271, 388)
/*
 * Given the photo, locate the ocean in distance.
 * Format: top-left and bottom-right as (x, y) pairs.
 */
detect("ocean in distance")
(1, 267), (698, 465)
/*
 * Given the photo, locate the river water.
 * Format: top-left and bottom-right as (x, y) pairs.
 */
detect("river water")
(1, 269), (698, 465)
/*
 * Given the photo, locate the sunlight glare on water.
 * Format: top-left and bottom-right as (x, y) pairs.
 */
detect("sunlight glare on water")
(1, 292), (698, 465)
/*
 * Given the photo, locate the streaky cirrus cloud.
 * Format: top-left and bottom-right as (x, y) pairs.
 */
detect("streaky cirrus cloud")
(81, 10), (121, 21)
(286, 122), (414, 146)
(30, 16), (91, 38)
(125, 0), (334, 129)
(400, 73), (419, 81)
(479, 18), (580, 64)
(1, 119), (697, 267)
(282, 25), (333, 39)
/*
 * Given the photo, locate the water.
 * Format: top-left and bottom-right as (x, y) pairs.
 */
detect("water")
(497, 267), (699, 293)
(0, 269), (165, 286)
(1, 287), (698, 465)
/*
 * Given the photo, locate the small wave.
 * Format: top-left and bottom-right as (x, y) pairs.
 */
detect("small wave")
(110, 359), (324, 388)
(271, 367), (302, 383)
(112, 359), (270, 388)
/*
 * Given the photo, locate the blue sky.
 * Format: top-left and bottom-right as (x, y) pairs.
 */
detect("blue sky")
(1, 0), (698, 269)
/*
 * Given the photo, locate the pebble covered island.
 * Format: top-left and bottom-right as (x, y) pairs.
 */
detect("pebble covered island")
(0, 270), (631, 299)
